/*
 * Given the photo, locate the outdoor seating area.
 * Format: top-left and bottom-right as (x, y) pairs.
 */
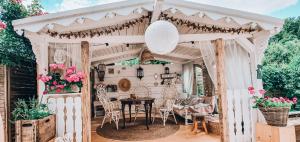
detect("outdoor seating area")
(2, 0), (288, 142)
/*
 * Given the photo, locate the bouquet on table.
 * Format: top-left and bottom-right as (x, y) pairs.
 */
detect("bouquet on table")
(39, 64), (85, 94)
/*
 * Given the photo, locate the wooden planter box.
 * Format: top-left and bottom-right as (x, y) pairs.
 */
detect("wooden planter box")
(15, 115), (56, 142)
(256, 123), (296, 142)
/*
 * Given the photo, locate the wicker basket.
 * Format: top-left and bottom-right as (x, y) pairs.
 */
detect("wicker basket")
(259, 107), (290, 127)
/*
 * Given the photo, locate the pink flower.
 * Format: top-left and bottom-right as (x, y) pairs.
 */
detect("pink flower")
(56, 85), (65, 89)
(293, 97), (298, 104)
(66, 68), (74, 75)
(15, 0), (22, 3)
(258, 89), (266, 95)
(57, 64), (65, 70)
(49, 64), (58, 70)
(43, 90), (48, 95)
(249, 90), (255, 95)
(52, 81), (58, 85)
(248, 86), (255, 91)
(77, 71), (85, 79)
(56, 88), (61, 93)
(38, 75), (52, 83)
(0, 21), (7, 30)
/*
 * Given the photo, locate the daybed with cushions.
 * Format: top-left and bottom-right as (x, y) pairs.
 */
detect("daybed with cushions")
(173, 95), (217, 125)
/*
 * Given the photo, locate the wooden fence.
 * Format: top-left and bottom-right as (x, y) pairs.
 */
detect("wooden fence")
(42, 93), (82, 142)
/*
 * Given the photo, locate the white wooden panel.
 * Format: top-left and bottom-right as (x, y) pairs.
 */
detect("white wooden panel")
(66, 97), (74, 135)
(75, 96), (82, 142)
(43, 94), (82, 142)
(57, 98), (65, 137)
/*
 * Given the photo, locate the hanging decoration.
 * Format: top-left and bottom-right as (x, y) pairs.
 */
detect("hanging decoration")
(53, 49), (66, 64)
(145, 20), (179, 54)
(160, 13), (258, 34)
(140, 48), (155, 64)
(46, 14), (151, 39)
(137, 66), (144, 80)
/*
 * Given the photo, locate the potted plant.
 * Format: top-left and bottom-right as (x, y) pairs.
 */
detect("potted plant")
(249, 86), (297, 127)
(39, 64), (85, 94)
(12, 98), (56, 142)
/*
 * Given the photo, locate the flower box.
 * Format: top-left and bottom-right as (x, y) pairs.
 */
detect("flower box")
(15, 115), (56, 142)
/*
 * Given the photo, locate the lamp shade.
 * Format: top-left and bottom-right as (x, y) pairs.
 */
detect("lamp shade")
(145, 20), (179, 54)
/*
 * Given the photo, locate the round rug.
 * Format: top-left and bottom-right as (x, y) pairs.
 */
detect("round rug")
(96, 118), (180, 141)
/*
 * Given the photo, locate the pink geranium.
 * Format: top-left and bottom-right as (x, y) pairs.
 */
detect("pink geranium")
(0, 21), (7, 30)
(56, 85), (65, 89)
(293, 97), (298, 104)
(77, 71), (85, 79)
(49, 64), (58, 70)
(258, 89), (266, 95)
(38, 74), (52, 83)
(57, 64), (65, 70)
(15, 0), (22, 3)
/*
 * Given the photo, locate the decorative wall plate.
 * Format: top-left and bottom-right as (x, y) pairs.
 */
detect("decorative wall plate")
(118, 78), (131, 92)
(54, 49), (66, 64)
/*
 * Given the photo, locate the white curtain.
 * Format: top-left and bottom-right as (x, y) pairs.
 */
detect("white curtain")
(199, 40), (253, 142)
(183, 62), (194, 96)
(197, 41), (217, 86)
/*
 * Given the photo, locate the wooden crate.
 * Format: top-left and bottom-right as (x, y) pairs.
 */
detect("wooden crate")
(256, 123), (296, 142)
(15, 115), (56, 142)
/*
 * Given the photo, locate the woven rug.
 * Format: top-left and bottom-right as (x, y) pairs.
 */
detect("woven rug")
(96, 118), (180, 141)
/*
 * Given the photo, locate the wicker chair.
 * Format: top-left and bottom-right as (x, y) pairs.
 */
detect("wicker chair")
(131, 85), (152, 122)
(152, 85), (179, 125)
(98, 94), (121, 130)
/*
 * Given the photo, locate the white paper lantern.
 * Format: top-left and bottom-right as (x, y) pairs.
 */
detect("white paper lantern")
(145, 20), (179, 54)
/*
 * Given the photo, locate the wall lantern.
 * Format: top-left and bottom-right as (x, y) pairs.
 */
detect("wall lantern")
(95, 64), (106, 81)
(165, 67), (170, 74)
(145, 20), (179, 54)
(137, 66), (144, 80)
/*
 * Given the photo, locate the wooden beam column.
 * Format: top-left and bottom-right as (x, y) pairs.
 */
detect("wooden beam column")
(215, 39), (228, 142)
(81, 41), (91, 142)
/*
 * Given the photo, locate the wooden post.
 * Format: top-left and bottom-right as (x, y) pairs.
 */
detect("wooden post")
(215, 39), (228, 142)
(81, 41), (91, 142)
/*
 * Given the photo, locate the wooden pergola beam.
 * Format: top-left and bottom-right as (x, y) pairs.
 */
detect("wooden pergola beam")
(91, 48), (141, 62)
(81, 41), (91, 142)
(215, 38), (228, 142)
(235, 38), (255, 53)
(151, 0), (163, 23)
(33, 33), (252, 44)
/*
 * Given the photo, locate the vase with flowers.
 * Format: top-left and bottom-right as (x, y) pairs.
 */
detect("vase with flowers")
(249, 86), (297, 127)
(39, 64), (85, 94)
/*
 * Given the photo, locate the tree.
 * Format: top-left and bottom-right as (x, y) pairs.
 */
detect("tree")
(0, 0), (46, 66)
(262, 17), (300, 99)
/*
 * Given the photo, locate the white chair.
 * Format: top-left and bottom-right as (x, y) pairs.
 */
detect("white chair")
(98, 95), (121, 130)
(152, 86), (179, 125)
(159, 99), (177, 126)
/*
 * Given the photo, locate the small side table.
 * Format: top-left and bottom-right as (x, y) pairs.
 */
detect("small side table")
(191, 113), (208, 134)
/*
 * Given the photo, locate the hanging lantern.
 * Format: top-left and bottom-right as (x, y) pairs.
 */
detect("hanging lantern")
(140, 48), (155, 64)
(137, 66), (144, 80)
(145, 20), (179, 54)
(96, 64), (106, 81)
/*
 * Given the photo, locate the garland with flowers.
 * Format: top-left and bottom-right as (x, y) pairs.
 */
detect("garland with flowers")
(39, 64), (85, 94)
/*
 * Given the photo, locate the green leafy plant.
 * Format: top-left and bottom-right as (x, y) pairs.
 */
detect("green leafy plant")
(11, 98), (51, 121)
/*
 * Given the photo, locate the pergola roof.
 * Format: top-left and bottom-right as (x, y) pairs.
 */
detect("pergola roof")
(12, 0), (284, 64)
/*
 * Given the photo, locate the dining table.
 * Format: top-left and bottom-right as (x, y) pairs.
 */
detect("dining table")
(119, 97), (155, 130)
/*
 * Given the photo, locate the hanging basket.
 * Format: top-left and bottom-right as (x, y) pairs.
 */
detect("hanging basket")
(259, 107), (290, 127)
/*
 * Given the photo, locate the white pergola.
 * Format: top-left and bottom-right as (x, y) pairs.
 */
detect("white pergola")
(12, 0), (283, 142)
